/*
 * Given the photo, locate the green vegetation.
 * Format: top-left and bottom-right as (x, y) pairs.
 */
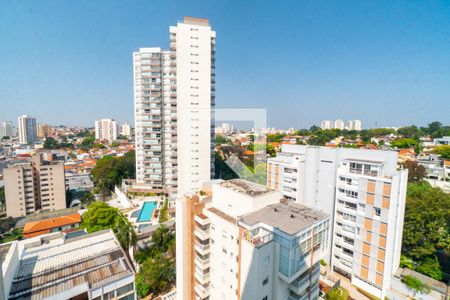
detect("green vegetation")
(320, 259), (327, 266)
(0, 187), (5, 211)
(135, 225), (175, 298)
(80, 201), (136, 252)
(43, 137), (74, 149)
(401, 160), (426, 183)
(433, 145), (450, 159)
(159, 198), (169, 223)
(402, 182), (450, 281)
(215, 135), (231, 145)
(91, 151), (135, 199)
(66, 189), (95, 206)
(326, 287), (349, 300)
(401, 275), (430, 294)
(0, 228), (23, 244)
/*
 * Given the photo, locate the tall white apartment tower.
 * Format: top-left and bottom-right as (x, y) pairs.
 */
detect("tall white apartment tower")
(95, 118), (118, 143)
(134, 17), (215, 196)
(17, 115), (37, 144)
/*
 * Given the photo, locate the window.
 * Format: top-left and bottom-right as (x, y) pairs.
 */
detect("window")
(262, 276), (269, 286)
(374, 207), (381, 217)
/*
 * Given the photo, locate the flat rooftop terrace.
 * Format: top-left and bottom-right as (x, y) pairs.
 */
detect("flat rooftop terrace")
(240, 202), (329, 235)
(220, 179), (273, 197)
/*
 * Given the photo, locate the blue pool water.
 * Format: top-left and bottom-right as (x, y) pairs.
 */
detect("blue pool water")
(137, 202), (157, 222)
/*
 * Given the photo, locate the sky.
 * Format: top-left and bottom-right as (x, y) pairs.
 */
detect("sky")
(1, 0), (449, 129)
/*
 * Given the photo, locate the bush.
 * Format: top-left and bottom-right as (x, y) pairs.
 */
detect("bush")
(402, 275), (430, 294)
(320, 259), (327, 266)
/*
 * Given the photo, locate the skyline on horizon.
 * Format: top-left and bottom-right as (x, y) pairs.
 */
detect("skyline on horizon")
(1, 1), (449, 128)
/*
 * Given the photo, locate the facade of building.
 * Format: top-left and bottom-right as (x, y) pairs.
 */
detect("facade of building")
(334, 119), (345, 130)
(134, 17), (215, 197)
(37, 123), (53, 139)
(347, 120), (362, 131)
(95, 118), (118, 143)
(3, 153), (67, 217)
(17, 115), (37, 144)
(65, 172), (94, 191)
(267, 145), (408, 299)
(0, 121), (14, 139)
(0, 229), (136, 300)
(120, 122), (132, 137)
(320, 120), (333, 130)
(176, 179), (330, 300)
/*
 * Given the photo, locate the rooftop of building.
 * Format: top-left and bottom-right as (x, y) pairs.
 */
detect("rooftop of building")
(7, 229), (134, 300)
(220, 179), (273, 197)
(23, 213), (81, 237)
(183, 16), (209, 26)
(239, 202), (329, 235)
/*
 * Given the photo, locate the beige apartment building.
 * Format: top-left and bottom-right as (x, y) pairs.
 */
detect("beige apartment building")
(37, 123), (53, 139)
(4, 153), (67, 217)
(176, 179), (330, 300)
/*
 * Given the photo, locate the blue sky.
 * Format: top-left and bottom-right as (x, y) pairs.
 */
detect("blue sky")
(1, 0), (449, 129)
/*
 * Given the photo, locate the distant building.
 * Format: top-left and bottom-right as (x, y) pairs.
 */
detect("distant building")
(95, 118), (118, 143)
(23, 213), (81, 238)
(176, 179), (330, 300)
(3, 152), (67, 217)
(0, 229), (136, 300)
(37, 123), (53, 139)
(0, 121), (14, 139)
(348, 120), (362, 131)
(334, 119), (345, 130)
(120, 122), (132, 137)
(321, 120), (333, 130)
(433, 136), (450, 145)
(65, 172), (94, 191)
(17, 115), (37, 144)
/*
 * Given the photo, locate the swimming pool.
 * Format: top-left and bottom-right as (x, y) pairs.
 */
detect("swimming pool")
(137, 201), (157, 222)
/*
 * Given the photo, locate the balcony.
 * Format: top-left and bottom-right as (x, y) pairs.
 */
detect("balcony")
(194, 214), (210, 226)
(195, 256), (211, 270)
(194, 241), (210, 255)
(289, 266), (320, 295)
(194, 283), (210, 299)
(194, 270), (210, 285)
(194, 227), (210, 241)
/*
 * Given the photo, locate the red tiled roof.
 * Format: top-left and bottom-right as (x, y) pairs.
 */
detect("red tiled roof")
(23, 213), (81, 238)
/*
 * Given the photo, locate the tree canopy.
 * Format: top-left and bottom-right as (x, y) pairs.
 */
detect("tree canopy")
(80, 201), (136, 251)
(401, 182), (450, 281)
(433, 145), (450, 159)
(91, 151), (136, 198)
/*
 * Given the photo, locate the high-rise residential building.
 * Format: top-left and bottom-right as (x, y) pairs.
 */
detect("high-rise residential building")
(134, 17), (215, 197)
(320, 120), (333, 130)
(37, 123), (53, 139)
(95, 118), (118, 143)
(267, 145), (408, 299)
(120, 122), (132, 137)
(0, 121), (14, 139)
(0, 229), (136, 300)
(334, 119), (345, 130)
(3, 152), (67, 217)
(17, 115), (37, 144)
(176, 179), (330, 300)
(348, 120), (362, 131)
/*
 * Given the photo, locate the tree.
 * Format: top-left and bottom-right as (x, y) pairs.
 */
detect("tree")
(81, 201), (136, 251)
(434, 145), (450, 159)
(159, 198), (169, 223)
(140, 253), (175, 295)
(0, 187), (5, 210)
(43, 137), (58, 149)
(91, 151), (136, 198)
(402, 182), (450, 281)
(397, 126), (420, 139)
(402, 161), (426, 183)
(416, 256), (444, 281)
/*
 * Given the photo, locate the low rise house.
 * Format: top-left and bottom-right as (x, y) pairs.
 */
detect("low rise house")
(23, 213), (81, 238)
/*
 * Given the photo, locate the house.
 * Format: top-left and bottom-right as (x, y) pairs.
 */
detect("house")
(23, 213), (81, 238)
